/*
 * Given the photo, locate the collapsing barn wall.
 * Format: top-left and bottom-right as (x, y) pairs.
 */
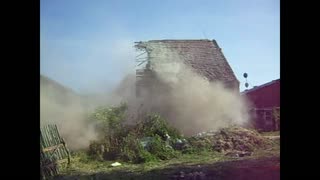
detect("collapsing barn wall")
(134, 39), (240, 95)
(134, 39), (241, 110)
(134, 42), (171, 114)
(134, 42), (155, 101)
(133, 40), (249, 135)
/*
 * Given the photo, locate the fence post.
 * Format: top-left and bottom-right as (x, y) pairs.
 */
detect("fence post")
(61, 138), (71, 165)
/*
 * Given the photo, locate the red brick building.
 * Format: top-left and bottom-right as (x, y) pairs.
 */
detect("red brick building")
(242, 79), (280, 131)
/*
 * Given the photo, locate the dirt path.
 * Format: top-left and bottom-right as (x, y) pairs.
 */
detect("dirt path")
(171, 156), (280, 180)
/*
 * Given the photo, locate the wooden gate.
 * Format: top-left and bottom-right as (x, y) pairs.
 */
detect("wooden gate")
(40, 124), (71, 179)
(250, 107), (280, 132)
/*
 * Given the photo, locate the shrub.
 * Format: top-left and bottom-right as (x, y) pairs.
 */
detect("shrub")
(147, 135), (177, 160)
(88, 108), (184, 163)
(88, 102), (128, 138)
(119, 132), (156, 163)
(135, 114), (182, 140)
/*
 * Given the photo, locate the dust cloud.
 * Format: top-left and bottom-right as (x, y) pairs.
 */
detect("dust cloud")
(41, 42), (250, 149)
(134, 46), (250, 135)
(40, 78), (97, 150)
(40, 74), (137, 150)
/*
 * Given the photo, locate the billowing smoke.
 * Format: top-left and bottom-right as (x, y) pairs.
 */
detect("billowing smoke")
(40, 78), (97, 150)
(134, 46), (250, 135)
(41, 41), (250, 149)
(40, 74), (136, 150)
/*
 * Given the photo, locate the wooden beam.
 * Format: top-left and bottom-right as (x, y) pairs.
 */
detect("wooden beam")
(42, 143), (64, 153)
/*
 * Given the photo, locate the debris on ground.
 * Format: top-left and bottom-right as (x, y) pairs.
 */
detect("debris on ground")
(192, 126), (272, 156)
(172, 171), (206, 180)
(264, 135), (280, 141)
(110, 162), (121, 167)
(225, 150), (252, 158)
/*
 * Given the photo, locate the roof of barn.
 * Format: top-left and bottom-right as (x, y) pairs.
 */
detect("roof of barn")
(135, 39), (239, 84)
(242, 79), (280, 95)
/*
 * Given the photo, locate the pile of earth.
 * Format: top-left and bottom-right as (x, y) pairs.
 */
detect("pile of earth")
(192, 126), (273, 157)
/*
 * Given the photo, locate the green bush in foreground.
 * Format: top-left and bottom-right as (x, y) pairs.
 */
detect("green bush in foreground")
(88, 104), (183, 163)
(119, 132), (156, 163)
(147, 135), (178, 160)
(86, 104), (271, 165)
(135, 114), (182, 140)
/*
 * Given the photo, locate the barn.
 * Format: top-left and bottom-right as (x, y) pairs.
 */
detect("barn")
(242, 79), (280, 131)
(134, 39), (240, 94)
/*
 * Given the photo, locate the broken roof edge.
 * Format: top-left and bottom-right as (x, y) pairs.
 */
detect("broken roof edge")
(210, 40), (240, 84)
(134, 39), (216, 43)
(134, 39), (221, 53)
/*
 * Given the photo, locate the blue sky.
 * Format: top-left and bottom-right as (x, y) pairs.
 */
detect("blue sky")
(40, 0), (279, 93)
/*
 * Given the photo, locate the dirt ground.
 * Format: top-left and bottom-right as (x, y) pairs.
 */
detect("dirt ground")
(196, 156), (280, 180)
(55, 156), (279, 180)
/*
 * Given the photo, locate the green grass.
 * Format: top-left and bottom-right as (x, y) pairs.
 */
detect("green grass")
(56, 141), (279, 180)
(59, 150), (228, 176)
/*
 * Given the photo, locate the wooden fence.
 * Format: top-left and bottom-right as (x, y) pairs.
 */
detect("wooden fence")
(40, 124), (71, 179)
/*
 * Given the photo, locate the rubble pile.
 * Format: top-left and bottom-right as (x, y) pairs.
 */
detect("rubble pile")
(194, 126), (272, 157)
